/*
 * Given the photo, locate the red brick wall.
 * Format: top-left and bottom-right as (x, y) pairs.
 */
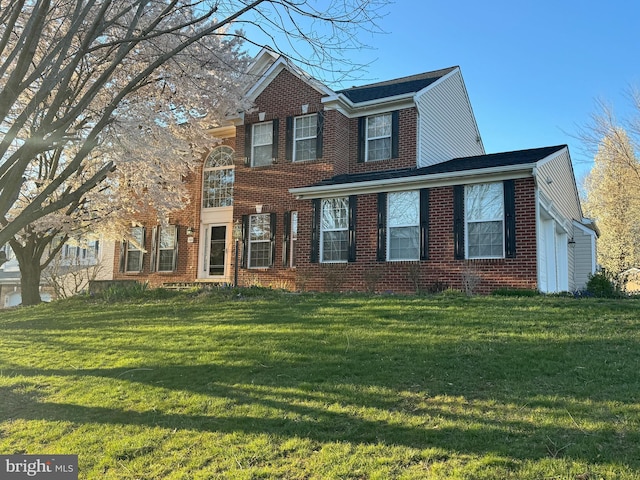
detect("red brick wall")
(348, 107), (418, 175)
(295, 178), (538, 294)
(112, 139), (236, 287)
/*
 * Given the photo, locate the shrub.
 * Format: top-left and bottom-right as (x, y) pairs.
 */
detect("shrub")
(585, 271), (623, 298)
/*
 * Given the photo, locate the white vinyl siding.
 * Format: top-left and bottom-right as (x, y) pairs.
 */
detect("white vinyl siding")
(416, 69), (484, 167)
(536, 148), (582, 225)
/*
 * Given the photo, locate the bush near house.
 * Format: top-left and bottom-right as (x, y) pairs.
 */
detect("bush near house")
(1, 290), (639, 479)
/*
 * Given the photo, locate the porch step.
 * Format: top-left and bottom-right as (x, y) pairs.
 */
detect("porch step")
(161, 282), (227, 291)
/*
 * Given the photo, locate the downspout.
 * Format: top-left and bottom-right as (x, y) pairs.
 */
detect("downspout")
(532, 167), (542, 292)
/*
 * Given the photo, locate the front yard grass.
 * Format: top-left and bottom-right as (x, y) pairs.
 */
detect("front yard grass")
(0, 289), (639, 479)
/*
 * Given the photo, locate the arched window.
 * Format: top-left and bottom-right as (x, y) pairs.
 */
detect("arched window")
(202, 146), (234, 208)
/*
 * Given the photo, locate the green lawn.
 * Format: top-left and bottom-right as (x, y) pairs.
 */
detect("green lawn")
(0, 289), (639, 479)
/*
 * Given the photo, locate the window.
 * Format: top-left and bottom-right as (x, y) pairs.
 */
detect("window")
(202, 146), (234, 208)
(388, 191), (420, 260)
(293, 115), (317, 161)
(284, 211), (298, 267)
(321, 198), (349, 262)
(125, 226), (144, 272)
(252, 122), (273, 167)
(367, 113), (392, 161)
(358, 111), (399, 163)
(290, 211), (298, 267)
(156, 225), (177, 272)
(248, 214), (272, 268)
(465, 183), (504, 258)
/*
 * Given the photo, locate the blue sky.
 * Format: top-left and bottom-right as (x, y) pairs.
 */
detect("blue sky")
(242, 0), (640, 183)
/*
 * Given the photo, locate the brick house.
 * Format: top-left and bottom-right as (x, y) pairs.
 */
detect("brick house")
(112, 48), (597, 294)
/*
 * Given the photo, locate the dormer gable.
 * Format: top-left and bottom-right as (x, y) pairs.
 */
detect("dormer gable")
(243, 48), (335, 105)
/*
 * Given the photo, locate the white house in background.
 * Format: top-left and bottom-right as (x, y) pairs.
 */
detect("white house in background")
(0, 238), (116, 307)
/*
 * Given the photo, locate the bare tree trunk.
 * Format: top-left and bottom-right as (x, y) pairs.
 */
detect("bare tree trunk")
(19, 257), (42, 306)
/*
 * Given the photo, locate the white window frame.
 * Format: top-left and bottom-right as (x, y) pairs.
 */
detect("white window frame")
(125, 226), (144, 272)
(252, 121), (273, 167)
(157, 225), (177, 272)
(320, 197), (349, 263)
(465, 182), (505, 259)
(202, 146), (235, 208)
(293, 114), (317, 162)
(387, 191), (420, 261)
(289, 211), (298, 268)
(248, 213), (272, 268)
(366, 113), (392, 162)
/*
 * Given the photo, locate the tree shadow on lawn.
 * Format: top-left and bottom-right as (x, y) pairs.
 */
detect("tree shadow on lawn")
(1, 358), (639, 470)
(1, 383), (637, 469)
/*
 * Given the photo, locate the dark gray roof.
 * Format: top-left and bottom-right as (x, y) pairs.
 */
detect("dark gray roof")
(337, 67), (458, 103)
(311, 145), (567, 187)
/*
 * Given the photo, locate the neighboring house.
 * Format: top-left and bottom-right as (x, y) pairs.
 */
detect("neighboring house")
(0, 238), (115, 307)
(112, 48), (597, 294)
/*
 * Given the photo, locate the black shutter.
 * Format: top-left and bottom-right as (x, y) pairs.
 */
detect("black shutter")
(453, 185), (465, 260)
(285, 116), (293, 161)
(241, 215), (249, 268)
(391, 110), (399, 159)
(119, 240), (126, 273)
(377, 192), (387, 261)
(316, 111), (324, 159)
(504, 180), (516, 258)
(420, 188), (430, 260)
(270, 212), (277, 267)
(357, 117), (366, 163)
(139, 227), (146, 272)
(150, 226), (158, 272)
(348, 195), (357, 263)
(244, 124), (252, 165)
(283, 211), (291, 267)
(172, 226), (179, 272)
(311, 199), (320, 263)
(272, 119), (279, 162)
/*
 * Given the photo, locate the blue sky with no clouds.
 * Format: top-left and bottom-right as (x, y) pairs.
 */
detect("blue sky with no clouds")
(241, 0), (640, 183)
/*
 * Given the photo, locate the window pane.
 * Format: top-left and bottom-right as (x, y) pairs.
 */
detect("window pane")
(367, 114), (391, 138)
(159, 226), (175, 249)
(253, 123), (272, 145)
(465, 183), (503, 221)
(158, 250), (174, 271)
(388, 191), (419, 227)
(321, 198), (349, 230)
(322, 230), (348, 262)
(203, 169), (234, 208)
(468, 221), (503, 258)
(250, 214), (271, 241)
(389, 226), (419, 260)
(295, 115), (317, 138)
(126, 251), (141, 272)
(205, 146), (234, 168)
(249, 242), (271, 268)
(295, 138), (316, 162)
